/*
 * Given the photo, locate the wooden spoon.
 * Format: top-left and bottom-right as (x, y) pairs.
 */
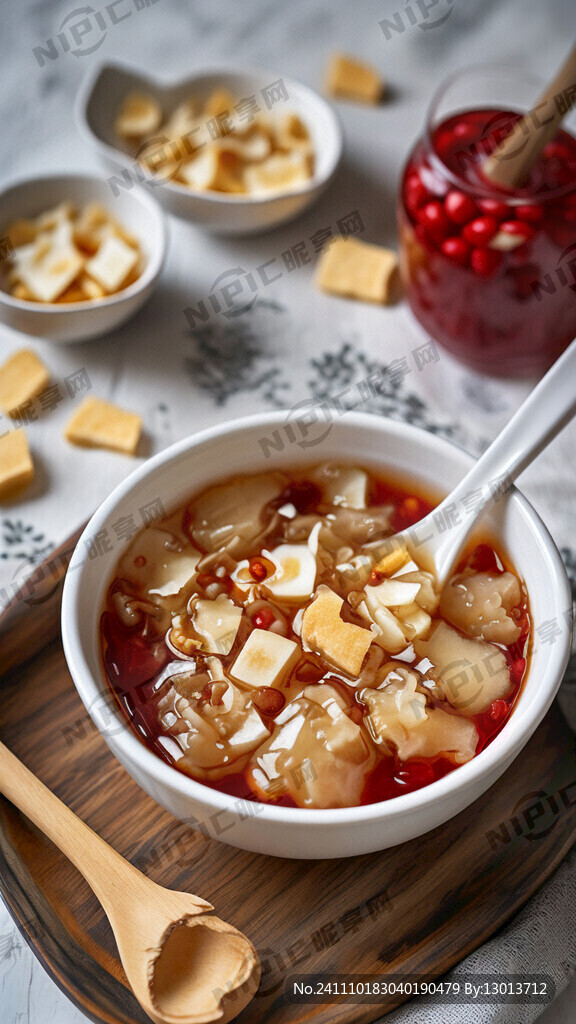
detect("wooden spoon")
(385, 336), (576, 588)
(0, 739), (260, 1024)
(483, 41), (576, 189)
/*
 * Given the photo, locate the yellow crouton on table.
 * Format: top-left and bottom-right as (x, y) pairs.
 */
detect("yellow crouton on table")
(315, 237), (399, 304)
(326, 53), (384, 104)
(0, 429), (34, 499)
(65, 396), (142, 455)
(0, 349), (50, 418)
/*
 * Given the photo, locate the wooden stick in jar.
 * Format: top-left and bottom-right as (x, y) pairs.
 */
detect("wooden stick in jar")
(483, 42), (576, 189)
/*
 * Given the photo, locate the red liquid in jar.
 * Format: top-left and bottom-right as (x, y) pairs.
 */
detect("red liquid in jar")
(399, 108), (576, 376)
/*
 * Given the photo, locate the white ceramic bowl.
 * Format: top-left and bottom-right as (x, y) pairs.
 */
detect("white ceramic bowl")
(75, 62), (342, 235)
(0, 172), (166, 343)
(61, 412), (572, 859)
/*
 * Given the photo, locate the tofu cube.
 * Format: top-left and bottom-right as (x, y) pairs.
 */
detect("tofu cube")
(65, 396), (142, 455)
(315, 237), (399, 304)
(85, 234), (139, 293)
(17, 226), (85, 303)
(326, 53), (384, 104)
(0, 349), (50, 418)
(0, 429), (34, 498)
(231, 629), (299, 688)
(301, 587), (373, 678)
(74, 203), (113, 254)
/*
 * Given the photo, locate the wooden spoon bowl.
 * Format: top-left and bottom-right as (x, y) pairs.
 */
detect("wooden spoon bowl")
(0, 739), (260, 1024)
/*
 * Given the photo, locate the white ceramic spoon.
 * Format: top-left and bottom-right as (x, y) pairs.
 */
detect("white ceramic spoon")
(390, 337), (576, 587)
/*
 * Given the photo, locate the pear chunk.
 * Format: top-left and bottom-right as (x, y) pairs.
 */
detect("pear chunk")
(301, 586), (373, 677)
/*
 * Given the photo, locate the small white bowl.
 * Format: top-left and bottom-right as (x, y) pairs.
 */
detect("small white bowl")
(0, 172), (166, 344)
(61, 412), (572, 859)
(75, 62), (342, 235)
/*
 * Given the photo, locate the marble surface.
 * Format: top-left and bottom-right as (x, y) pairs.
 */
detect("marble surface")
(1, 0), (576, 1022)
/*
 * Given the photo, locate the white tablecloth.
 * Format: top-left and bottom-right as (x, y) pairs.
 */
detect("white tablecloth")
(1, 1), (575, 1022)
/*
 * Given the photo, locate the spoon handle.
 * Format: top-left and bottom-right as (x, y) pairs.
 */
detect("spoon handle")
(411, 337), (576, 581)
(0, 740), (148, 911)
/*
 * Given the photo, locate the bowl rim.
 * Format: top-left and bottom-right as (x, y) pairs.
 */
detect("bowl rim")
(0, 170), (167, 313)
(61, 410), (572, 827)
(74, 59), (343, 208)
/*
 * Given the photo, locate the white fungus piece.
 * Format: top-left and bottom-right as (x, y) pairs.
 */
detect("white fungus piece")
(401, 707), (479, 763)
(159, 672), (271, 778)
(247, 684), (374, 808)
(190, 594), (242, 656)
(311, 463), (368, 508)
(362, 664), (478, 764)
(360, 663), (477, 770)
(363, 666), (428, 742)
(118, 527), (201, 599)
(189, 474), (283, 554)
(414, 621), (512, 716)
(439, 570), (523, 644)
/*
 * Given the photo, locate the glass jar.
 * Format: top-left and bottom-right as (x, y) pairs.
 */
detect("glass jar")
(398, 65), (576, 376)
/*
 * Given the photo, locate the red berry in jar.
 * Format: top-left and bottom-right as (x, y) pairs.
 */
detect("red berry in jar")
(543, 140), (573, 162)
(476, 198), (509, 220)
(462, 215), (499, 247)
(470, 247), (502, 277)
(405, 173), (428, 213)
(451, 120), (478, 144)
(444, 190), (477, 225)
(417, 201), (449, 242)
(515, 203), (545, 223)
(499, 220), (535, 241)
(441, 237), (470, 266)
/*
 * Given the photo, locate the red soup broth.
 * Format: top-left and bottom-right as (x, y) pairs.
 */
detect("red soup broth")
(100, 468), (530, 809)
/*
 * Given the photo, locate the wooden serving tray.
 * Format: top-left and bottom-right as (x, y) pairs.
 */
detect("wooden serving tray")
(0, 554), (575, 1024)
